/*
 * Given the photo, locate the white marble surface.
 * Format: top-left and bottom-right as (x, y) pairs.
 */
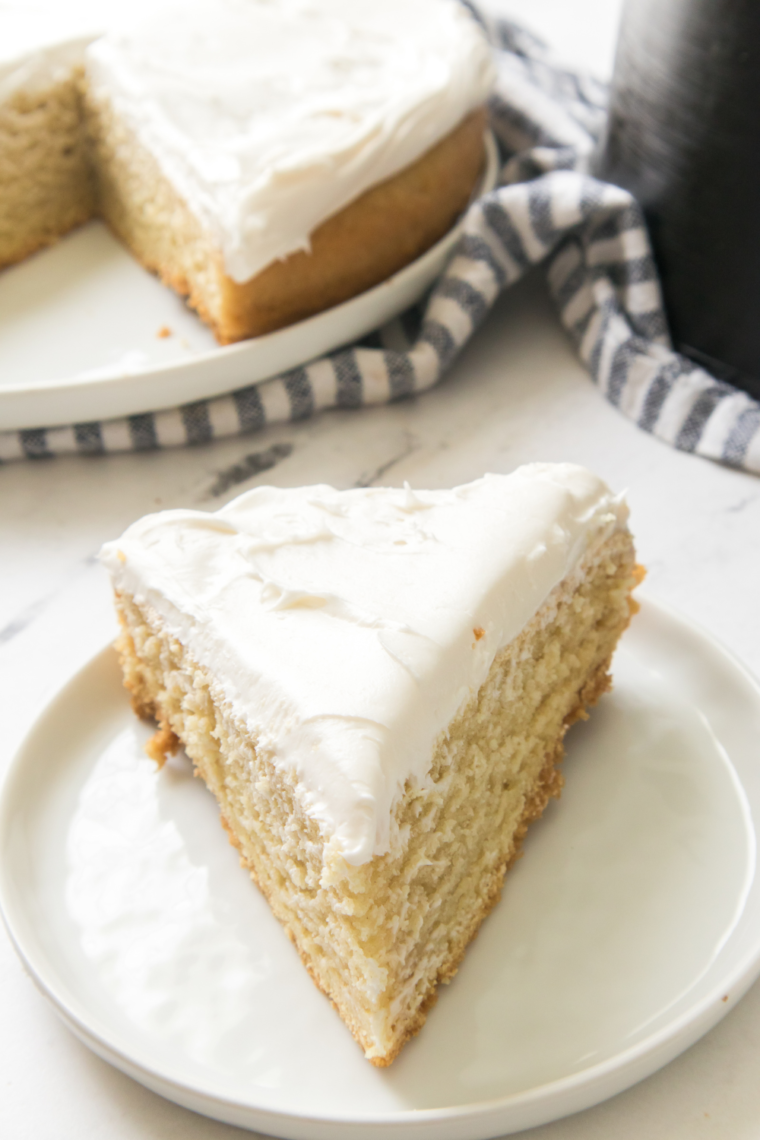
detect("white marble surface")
(4, 1), (760, 1137)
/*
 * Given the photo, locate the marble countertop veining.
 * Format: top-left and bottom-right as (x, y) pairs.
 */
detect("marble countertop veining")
(4, 1), (760, 1137)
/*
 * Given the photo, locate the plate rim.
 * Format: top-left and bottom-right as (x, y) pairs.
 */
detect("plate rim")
(0, 132), (499, 432)
(3, 594), (760, 1139)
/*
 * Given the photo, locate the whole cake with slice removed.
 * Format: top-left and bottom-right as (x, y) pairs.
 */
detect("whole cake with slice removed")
(100, 464), (641, 1065)
(1, 0), (494, 342)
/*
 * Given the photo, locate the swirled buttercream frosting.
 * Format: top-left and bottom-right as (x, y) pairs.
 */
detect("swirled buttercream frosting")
(101, 464), (629, 866)
(85, 0), (496, 282)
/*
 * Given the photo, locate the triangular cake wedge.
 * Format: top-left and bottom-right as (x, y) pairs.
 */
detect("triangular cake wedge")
(101, 463), (640, 1065)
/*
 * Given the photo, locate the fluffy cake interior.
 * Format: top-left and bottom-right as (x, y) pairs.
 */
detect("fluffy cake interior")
(0, 67), (96, 268)
(112, 528), (639, 1065)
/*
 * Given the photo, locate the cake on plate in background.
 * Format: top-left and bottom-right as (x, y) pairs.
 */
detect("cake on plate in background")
(0, 0), (495, 342)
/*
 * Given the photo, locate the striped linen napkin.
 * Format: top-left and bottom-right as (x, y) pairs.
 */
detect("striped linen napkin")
(2, 6), (759, 471)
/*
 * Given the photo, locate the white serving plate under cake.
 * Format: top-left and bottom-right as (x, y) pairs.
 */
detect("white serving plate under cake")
(3, 597), (760, 1139)
(0, 134), (499, 434)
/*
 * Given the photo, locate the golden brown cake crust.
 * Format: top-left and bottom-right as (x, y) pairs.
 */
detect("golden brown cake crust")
(86, 102), (488, 343)
(215, 109), (488, 343)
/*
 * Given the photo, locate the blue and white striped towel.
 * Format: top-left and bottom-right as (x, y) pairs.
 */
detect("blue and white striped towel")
(3, 6), (759, 472)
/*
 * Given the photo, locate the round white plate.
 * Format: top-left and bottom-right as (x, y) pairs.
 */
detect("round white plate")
(2, 596), (760, 1140)
(0, 134), (499, 433)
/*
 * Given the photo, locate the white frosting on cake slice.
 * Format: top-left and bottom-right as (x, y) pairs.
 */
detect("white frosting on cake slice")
(102, 464), (628, 866)
(85, 0), (496, 282)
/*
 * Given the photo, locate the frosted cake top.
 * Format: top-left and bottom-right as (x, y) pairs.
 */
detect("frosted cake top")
(86, 0), (495, 281)
(101, 464), (629, 865)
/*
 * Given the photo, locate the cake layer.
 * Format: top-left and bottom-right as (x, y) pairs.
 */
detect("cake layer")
(85, 0), (495, 284)
(110, 519), (639, 1063)
(101, 465), (631, 867)
(85, 99), (487, 341)
(0, 34), (96, 268)
(1, 0), (494, 339)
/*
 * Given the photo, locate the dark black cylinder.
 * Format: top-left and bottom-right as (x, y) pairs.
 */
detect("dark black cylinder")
(598, 0), (760, 397)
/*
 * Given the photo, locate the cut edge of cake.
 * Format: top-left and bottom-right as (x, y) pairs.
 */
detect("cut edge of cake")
(1, 65), (487, 342)
(107, 503), (642, 1065)
(0, 54), (97, 269)
(83, 102), (488, 343)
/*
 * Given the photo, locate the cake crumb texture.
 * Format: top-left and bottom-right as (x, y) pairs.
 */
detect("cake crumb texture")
(113, 529), (638, 1065)
(0, 69), (96, 268)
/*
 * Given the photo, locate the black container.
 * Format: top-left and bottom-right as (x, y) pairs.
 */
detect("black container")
(598, 0), (760, 397)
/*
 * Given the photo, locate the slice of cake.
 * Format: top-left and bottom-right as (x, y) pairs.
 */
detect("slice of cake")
(100, 464), (640, 1065)
(1, 0), (494, 342)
